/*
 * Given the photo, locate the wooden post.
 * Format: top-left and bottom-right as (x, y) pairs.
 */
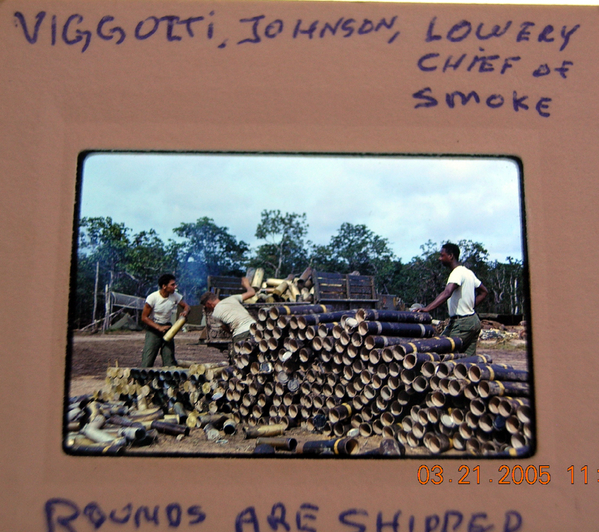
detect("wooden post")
(103, 284), (110, 331)
(92, 261), (99, 328)
(103, 271), (113, 331)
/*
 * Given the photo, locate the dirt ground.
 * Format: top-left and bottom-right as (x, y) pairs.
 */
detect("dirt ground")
(69, 331), (227, 386)
(67, 330), (529, 457)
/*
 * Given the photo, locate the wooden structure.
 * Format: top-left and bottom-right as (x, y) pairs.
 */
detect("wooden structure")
(206, 276), (247, 300)
(312, 271), (378, 310)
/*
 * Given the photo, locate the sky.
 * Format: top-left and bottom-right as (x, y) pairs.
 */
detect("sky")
(79, 153), (523, 263)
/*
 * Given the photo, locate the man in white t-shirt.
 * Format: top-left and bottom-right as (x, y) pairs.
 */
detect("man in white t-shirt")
(141, 273), (190, 367)
(414, 243), (488, 356)
(200, 277), (256, 360)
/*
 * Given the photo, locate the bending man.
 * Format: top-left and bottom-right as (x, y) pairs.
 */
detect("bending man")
(414, 243), (488, 356)
(141, 273), (190, 367)
(200, 277), (257, 360)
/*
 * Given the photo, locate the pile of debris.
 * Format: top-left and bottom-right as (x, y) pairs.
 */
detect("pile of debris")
(245, 267), (315, 304)
(480, 319), (527, 341)
(66, 305), (532, 457)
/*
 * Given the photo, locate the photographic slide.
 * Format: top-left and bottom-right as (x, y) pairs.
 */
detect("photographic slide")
(68, 152), (529, 458)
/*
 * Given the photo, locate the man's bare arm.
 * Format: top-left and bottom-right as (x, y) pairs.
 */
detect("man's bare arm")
(141, 303), (170, 333)
(415, 283), (459, 313)
(240, 276), (256, 301)
(178, 299), (191, 317)
(475, 283), (488, 308)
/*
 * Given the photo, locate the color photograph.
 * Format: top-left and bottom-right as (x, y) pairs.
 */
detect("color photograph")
(67, 152), (531, 457)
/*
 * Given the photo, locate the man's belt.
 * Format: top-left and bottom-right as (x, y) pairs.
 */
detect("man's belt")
(449, 313), (476, 319)
(148, 322), (172, 331)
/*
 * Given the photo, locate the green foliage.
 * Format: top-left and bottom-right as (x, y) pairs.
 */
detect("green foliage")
(127, 231), (182, 293)
(252, 210), (310, 278)
(390, 240), (447, 311)
(79, 216), (131, 273)
(174, 217), (249, 300)
(312, 223), (396, 292)
(486, 257), (524, 315)
(79, 217), (180, 295)
(74, 217), (180, 328)
(72, 253), (99, 330)
(73, 214), (525, 328)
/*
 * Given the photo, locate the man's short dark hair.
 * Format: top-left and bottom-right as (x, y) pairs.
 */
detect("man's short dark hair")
(200, 291), (218, 306)
(158, 273), (176, 288)
(442, 243), (460, 260)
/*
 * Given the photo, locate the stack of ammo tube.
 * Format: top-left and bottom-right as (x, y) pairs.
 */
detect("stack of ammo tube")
(228, 304), (532, 455)
(70, 305), (531, 456)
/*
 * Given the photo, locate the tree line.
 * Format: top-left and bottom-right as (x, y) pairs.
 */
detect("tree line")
(72, 211), (525, 328)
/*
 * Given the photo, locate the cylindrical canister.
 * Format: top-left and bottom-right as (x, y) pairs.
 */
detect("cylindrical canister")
(163, 317), (187, 342)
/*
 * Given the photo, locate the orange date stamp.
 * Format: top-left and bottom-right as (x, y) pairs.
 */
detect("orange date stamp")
(417, 464), (552, 485)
